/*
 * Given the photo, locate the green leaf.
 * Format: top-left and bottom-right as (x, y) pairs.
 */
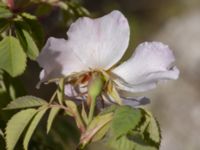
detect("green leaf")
(15, 21), (39, 60)
(0, 6), (12, 18)
(134, 144), (157, 150)
(65, 100), (85, 131)
(108, 135), (135, 150)
(47, 107), (60, 134)
(23, 107), (48, 150)
(108, 134), (158, 150)
(5, 109), (37, 150)
(91, 121), (110, 142)
(21, 13), (44, 48)
(127, 109), (161, 149)
(4, 96), (48, 110)
(0, 36), (26, 77)
(144, 110), (161, 146)
(80, 113), (113, 147)
(65, 100), (78, 115)
(100, 105), (118, 115)
(111, 106), (142, 138)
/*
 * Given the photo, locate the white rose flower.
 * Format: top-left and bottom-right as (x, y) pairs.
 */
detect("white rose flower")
(37, 10), (179, 106)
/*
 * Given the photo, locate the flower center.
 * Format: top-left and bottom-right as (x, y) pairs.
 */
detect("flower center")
(64, 70), (122, 107)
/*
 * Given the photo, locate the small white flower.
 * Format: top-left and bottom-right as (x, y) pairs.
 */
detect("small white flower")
(37, 10), (179, 105)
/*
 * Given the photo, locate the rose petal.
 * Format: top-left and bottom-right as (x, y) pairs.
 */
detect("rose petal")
(64, 84), (87, 99)
(37, 37), (87, 81)
(112, 42), (180, 92)
(67, 10), (130, 70)
(37, 10), (130, 82)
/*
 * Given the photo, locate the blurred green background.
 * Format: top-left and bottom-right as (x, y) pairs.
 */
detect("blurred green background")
(1, 0), (200, 149)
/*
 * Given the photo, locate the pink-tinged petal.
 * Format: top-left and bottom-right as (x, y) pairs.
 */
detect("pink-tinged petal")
(37, 37), (87, 82)
(64, 84), (87, 98)
(64, 84), (78, 97)
(67, 10), (130, 69)
(112, 42), (180, 92)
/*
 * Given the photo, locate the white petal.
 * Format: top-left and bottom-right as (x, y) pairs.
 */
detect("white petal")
(37, 37), (87, 81)
(67, 10), (130, 69)
(64, 84), (87, 98)
(112, 42), (180, 92)
(64, 84), (77, 97)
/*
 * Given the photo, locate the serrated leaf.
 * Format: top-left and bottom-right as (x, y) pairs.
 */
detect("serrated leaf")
(108, 135), (135, 150)
(88, 113), (113, 131)
(15, 21), (39, 60)
(108, 134), (157, 150)
(111, 106), (142, 138)
(47, 107), (60, 134)
(23, 107), (48, 150)
(21, 13), (44, 48)
(91, 121), (110, 142)
(65, 100), (78, 114)
(134, 144), (157, 150)
(65, 100), (85, 131)
(146, 112), (161, 145)
(0, 36), (26, 77)
(129, 109), (161, 149)
(5, 109), (37, 150)
(0, 6), (12, 18)
(80, 113), (113, 147)
(4, 96), (48, 110)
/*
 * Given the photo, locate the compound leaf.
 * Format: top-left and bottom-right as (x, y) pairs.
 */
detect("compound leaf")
(47, 107), (60, 134)
(4, 96), (47, 110)
(5, 109), (37, 150)
(23, 107), (48, 150)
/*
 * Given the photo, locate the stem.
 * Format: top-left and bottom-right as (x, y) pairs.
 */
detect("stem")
(49, 103), (86, 132)
(88, 95), (96, 123)
(50, 91), (57, 103)
(49, 104), (70, 112)
(57, 78), (65, 104)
